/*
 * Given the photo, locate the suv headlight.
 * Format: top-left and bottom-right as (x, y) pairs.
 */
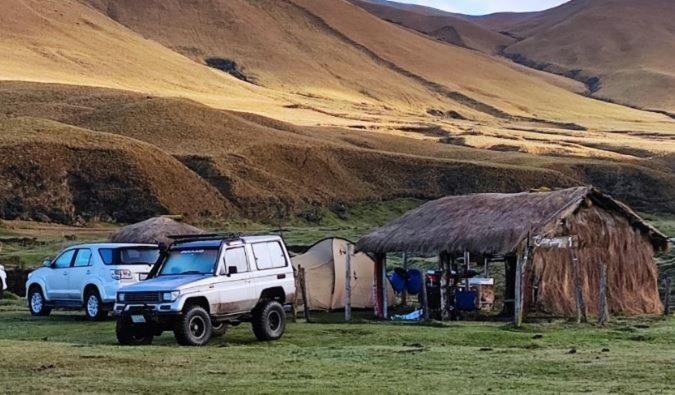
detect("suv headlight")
(117, 293), (126, 303)
(162, 291), (180, 302)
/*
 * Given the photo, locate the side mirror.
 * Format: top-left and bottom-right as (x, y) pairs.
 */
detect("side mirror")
(42, 259), (52, 268)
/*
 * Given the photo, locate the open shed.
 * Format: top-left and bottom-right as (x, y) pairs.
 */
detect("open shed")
(357, 187), (668, 322)
(109, 216), (204, 245)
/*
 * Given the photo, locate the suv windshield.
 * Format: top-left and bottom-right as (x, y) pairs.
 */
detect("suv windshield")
(99, 247), (160, 266)
(159, 248), (218, 276)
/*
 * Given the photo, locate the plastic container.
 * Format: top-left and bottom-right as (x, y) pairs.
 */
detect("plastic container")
(405, 269), (423, 295)
(389, 271), (407, 294)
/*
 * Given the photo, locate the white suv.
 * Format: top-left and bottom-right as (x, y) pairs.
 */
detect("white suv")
(26, 243), (160, 320)
(114, 234), (295, 346)
(0, 264), (7, 299)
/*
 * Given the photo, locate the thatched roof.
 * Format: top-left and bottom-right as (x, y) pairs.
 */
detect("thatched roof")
(109, 216), (205, 245)
(357, 187), (668, 256)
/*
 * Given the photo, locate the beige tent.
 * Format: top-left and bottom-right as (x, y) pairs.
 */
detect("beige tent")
(292, 238), (395, 311)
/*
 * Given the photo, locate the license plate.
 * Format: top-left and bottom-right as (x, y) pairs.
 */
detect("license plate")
(131, 315), (146, 324)
(139, 273), (148, 281)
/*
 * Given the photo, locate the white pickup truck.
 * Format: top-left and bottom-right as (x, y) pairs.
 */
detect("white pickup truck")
(25, 244), (160, 320)
(114, 234), (296, 346)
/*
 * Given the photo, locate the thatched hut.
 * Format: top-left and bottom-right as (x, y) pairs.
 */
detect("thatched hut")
(109, 216), (204, 245)
(357, 187), (667, 321)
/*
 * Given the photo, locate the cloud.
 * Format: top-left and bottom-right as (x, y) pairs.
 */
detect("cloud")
(402, 0), (569, 15)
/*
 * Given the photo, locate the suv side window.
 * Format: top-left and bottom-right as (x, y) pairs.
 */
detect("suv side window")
(53, 250), (76, 269)
(223, 247), (249, 274)
(252, 242), (287, 270)
(73, 249), (92, 267)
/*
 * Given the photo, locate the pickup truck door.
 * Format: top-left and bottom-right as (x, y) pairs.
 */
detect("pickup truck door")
(45, 249), (76, 300)
(216, 246), (256, 315)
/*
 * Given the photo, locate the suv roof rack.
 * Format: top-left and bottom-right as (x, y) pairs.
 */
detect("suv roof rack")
(168, 233), (242, 243)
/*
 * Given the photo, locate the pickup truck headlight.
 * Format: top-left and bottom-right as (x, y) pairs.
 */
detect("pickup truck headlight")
(162, 291), (180, 302)
(117, 293), (125, 303)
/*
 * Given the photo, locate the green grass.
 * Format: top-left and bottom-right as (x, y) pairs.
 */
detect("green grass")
(0, 303), (673, 393)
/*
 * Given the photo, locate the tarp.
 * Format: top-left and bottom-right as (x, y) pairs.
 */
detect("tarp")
(292, 238), (395, 310)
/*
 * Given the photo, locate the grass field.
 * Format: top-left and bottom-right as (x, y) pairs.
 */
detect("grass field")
(0, 298), (673, 394)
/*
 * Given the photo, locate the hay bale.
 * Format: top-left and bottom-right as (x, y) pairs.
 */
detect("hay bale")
(109, 217), (204, 245)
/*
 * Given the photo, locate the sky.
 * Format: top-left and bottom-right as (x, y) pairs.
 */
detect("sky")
(403, 0), (570, 15)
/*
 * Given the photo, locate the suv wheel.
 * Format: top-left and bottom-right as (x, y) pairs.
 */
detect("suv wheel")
(211, 320), (229, 337)
(116, 318), (153, 345)
(84, 289), (107, 321)
(28, 287), (52, 316)
(252, 301), (286, 341)
(174, 305), (212, 346)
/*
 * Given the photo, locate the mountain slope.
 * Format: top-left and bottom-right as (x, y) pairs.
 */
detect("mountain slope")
(477, 0), (675, 113)
(350, 0), (515, 54)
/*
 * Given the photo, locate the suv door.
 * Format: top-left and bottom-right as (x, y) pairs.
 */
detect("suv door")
(46, 249), (76, 299)
(250, 241), (290, 301)
(68, 248), (93, 300)
(216, 246), (256, 315)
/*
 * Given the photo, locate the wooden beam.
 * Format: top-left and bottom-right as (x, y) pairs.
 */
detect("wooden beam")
(483, 256), (490, 277)
(298, 265), (311, 323)
(514, 254), (524, 327)
(569, 248), (588, 323)
(382, 254), (388, 320)
(464, 251), (470, 290)
(439, 253), (449, 321)
(421, 271), (430, 321)
(401, 252), (408, 306)
(597, 261), (609, 326)
(664, 277), (672, 316)
(344, 243), (352, 322)
(373, 253), (385, 319)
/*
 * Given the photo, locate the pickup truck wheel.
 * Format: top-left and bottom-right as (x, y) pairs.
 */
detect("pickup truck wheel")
(84, 289), (107, 321)
(252, 301), (286, 341)
(116, 318), (153, 345)
(211, 320), (229, 337)
(174, 305), (212, 346)
(28, 287), (51, 316)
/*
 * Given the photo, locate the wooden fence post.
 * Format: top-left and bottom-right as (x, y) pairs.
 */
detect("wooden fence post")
(598, 262), (609, 326)
(569, 249), (588, 323)
(401, 252), (408, 306)
(298, 265), (311, 323)
(421, 272), (430, 321)
(344, 243), (352, 322)
(664, 278), (672, 316)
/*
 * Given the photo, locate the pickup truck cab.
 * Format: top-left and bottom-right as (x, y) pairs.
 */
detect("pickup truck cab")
(26, 243), (160, 320)
(114, 234), (295, 346)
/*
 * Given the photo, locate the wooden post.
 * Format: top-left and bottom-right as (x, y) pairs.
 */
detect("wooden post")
(382, 254), (388, 320)
(463, 251), (470, 290)
(421, 272), (430, 321)
(298, 265), (311, 323)
(483, 256), (490, 277)
(373, 253), (384, 319)
(514, 253), (524, 327)
(664, 278), (672, 316)
(439, 253), (449, 321)
(344, 243), (352, 322)
(569, 249), (588, 323)
(597, 262), (609, 326)
(401, 252), (408, 306)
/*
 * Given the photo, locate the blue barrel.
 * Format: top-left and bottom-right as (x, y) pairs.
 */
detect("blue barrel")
(389, 271), (407, 294)
(405, 269), (423, 295)
(455, 290), (477, 311)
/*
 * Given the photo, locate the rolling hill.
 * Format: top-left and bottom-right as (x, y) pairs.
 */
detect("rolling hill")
(0, 1), (673, 224)
(471, 0), (675, 113)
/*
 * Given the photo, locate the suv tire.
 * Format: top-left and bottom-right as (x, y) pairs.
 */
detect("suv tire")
(28, 287), (52, 316)
(84, 288), (107, 321)
(174, 305), (212, 346)
(116, 318), (154, 345)
(252, 301), (286, 341)
(211, 320), (229, 337)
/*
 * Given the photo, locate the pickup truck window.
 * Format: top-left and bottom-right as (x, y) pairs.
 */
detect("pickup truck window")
(99, 247), (160, 266)
(160, 248), (218, 275)
(252, 242), (287, 270)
